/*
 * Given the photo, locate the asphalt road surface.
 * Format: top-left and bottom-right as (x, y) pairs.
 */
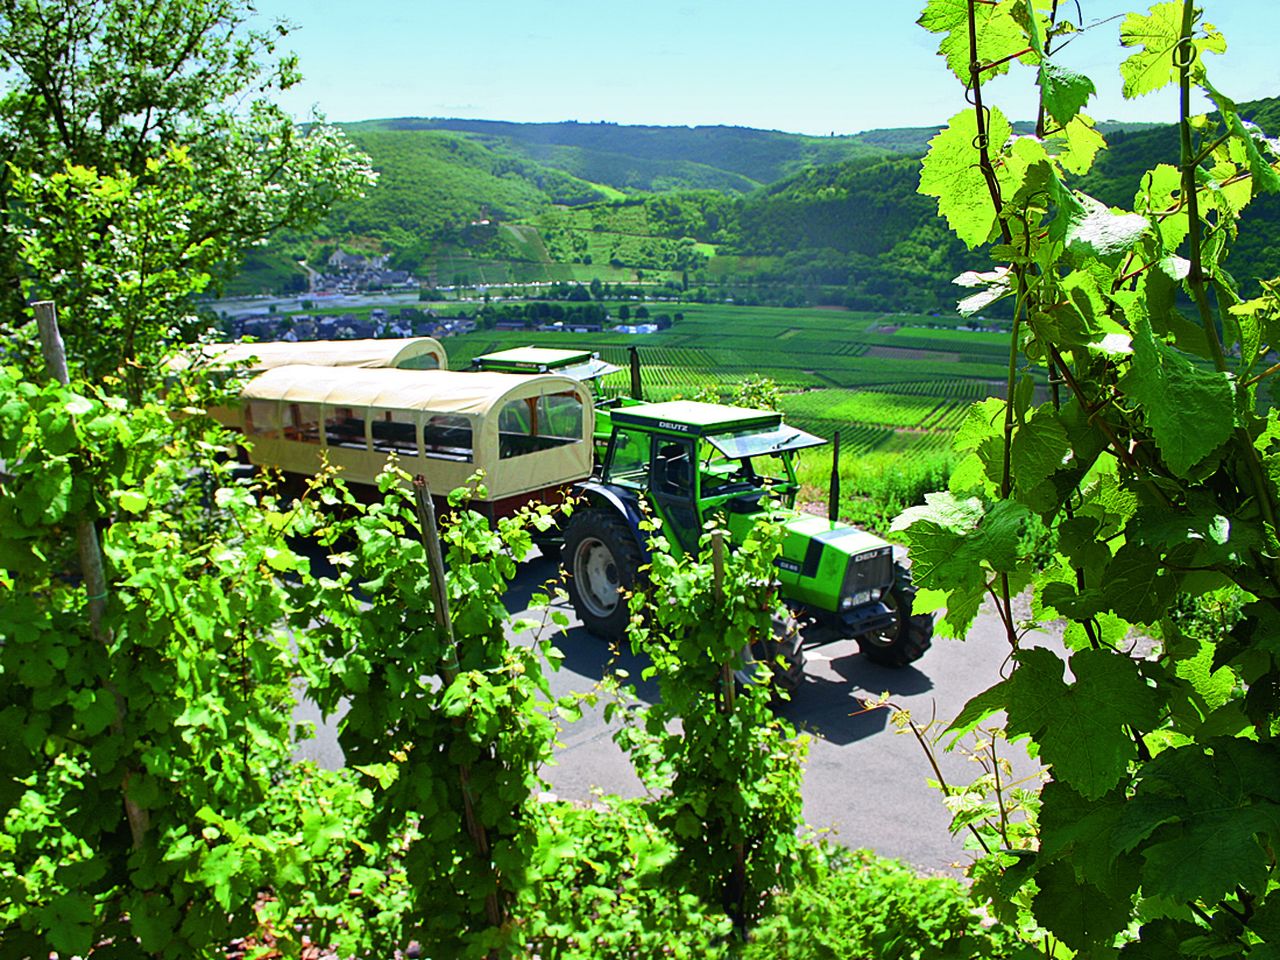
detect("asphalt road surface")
(294, 550), (1041, 875)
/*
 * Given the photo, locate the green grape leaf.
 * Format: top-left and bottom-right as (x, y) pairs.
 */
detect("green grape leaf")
(38, 892), (97, 957)
(1065, 197), (1151, 259)
(1251, 894), (1280, 943)
(894, 493), (1030, 636)
(954, 397), (1007, 452)
(1125, 315), (1234, 476)
(1135, 163), (1188, 251)
(1012, 406), (1070, 492)
(1076, 469), (1139, 536)
(920, 107), (1013, 249)
(1117, 738), (1280, 903)
(1101, 543), (1178, 625)
(1032, 859), (1135, 952)
(955, 647), (1160, 799)
(919, 0), (1028, 82)
(1114, 261), (1208, 359)
(1038, 60), (1096, 127)
(1173, 637), (1238, 712)
(1038, 781), (1138, 893)
(955, 267), (1012, 317)
(1039, 268), (1111, 346)
(1048, 115), (1107, 176)
(1119, 2), (1225, 100)
(1203, 79), (1280, 196)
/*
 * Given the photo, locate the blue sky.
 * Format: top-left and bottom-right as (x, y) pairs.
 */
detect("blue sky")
(251, 2), (1278, 135)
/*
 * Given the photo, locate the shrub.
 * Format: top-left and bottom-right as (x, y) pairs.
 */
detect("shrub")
(516, 798), (733, 958)
(744, 847), (1024, 960)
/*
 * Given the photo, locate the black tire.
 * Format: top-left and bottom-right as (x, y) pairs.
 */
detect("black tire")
(737, 611), (807, 696)
(563, 509), (643, 642)
(856, 564), (933, 667)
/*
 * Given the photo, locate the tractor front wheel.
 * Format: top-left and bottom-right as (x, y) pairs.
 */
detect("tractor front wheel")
(563, 509), (642, 642)
(856, 564), (933, 667)
(737, 611), (807, 696)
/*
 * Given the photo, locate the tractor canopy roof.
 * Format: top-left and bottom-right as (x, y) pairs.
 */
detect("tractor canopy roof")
(610, 400), (825, 456)
(473, 346), (619, 381)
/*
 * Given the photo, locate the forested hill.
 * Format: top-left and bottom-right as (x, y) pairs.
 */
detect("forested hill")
(343, 118), (895, 187)
(246, 103), (1280, 308)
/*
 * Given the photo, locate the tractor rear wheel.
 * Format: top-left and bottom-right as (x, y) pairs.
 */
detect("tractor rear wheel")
(856, 564), (933, 667)
(563, 509), (642, 642)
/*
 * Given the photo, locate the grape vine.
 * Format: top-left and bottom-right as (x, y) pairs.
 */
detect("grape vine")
(621, 517), (810, 927)
(901, 1), (1280, 955)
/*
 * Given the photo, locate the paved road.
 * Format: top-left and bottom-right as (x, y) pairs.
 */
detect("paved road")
(295, 550), (1040, 874)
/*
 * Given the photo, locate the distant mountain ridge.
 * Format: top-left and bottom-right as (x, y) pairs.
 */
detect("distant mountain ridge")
(343, 117), (897, 188)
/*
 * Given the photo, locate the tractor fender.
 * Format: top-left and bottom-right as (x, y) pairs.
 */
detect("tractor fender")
(573, 480), (651, 561)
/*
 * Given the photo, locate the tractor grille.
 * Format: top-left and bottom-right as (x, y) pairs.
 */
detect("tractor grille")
(841, 547), (893, 604)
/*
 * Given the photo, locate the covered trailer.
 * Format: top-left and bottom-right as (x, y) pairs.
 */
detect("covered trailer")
(171, 337), (448, 373)
(236, 365), (593, 516)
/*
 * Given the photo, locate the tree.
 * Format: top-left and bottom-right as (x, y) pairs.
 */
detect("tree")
(0, 0), (374, 387)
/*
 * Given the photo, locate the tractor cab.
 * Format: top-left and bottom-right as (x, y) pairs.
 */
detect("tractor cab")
(600, 400), (820, 553)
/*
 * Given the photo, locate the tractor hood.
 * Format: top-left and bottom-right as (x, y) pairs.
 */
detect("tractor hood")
(728, 510), (895, 614)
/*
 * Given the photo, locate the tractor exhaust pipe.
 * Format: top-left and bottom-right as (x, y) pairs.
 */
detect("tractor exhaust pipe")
(629, 345), (643, 401)
(828, 430), (841, 522)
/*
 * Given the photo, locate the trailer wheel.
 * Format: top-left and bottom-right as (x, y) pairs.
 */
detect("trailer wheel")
(856, 564), (933, 667)
(737, 611), (807, 696)
(564, 509), (642, 642)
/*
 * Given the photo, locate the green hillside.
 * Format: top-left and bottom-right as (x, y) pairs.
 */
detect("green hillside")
(346, 117), (894, 185)
(242, 105), (1280, 307)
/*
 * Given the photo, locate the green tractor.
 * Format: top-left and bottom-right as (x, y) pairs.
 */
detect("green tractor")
(562, 399), (934, 692)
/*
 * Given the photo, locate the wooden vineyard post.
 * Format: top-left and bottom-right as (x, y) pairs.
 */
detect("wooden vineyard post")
(32, 300), (150, 849)
(412, 477), (505, 937)
(711, 529), (747, 925)
(828, 430), (841, 522)
(713, 531), (734, 715)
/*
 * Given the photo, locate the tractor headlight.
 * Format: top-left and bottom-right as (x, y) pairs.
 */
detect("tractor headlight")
(841, 589), (876, 610)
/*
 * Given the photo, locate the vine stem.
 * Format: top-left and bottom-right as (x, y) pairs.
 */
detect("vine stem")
(711, 530), (747, 929)
(967, 0), (1020, 651)
(897, 708), (992, 856)
(1176, 0), (1280, 583)
(413, 478), (505, 941)
(34, 299), (150, 851)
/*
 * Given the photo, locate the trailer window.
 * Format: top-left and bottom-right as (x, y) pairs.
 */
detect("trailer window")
(245, 400), (282, 438)
(539, 393), (584, 440)
(324, 406), (368, 449)
(370, 409), (420, 456)
(422, 414), (473, 462)
(285, 403), (322, 443)
(400, 352), (441, 370)
(498, 392), (583, 459)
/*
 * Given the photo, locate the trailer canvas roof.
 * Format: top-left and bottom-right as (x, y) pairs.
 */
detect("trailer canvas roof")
(240, 365), (588, 416)
(170, 337), (447, 371)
